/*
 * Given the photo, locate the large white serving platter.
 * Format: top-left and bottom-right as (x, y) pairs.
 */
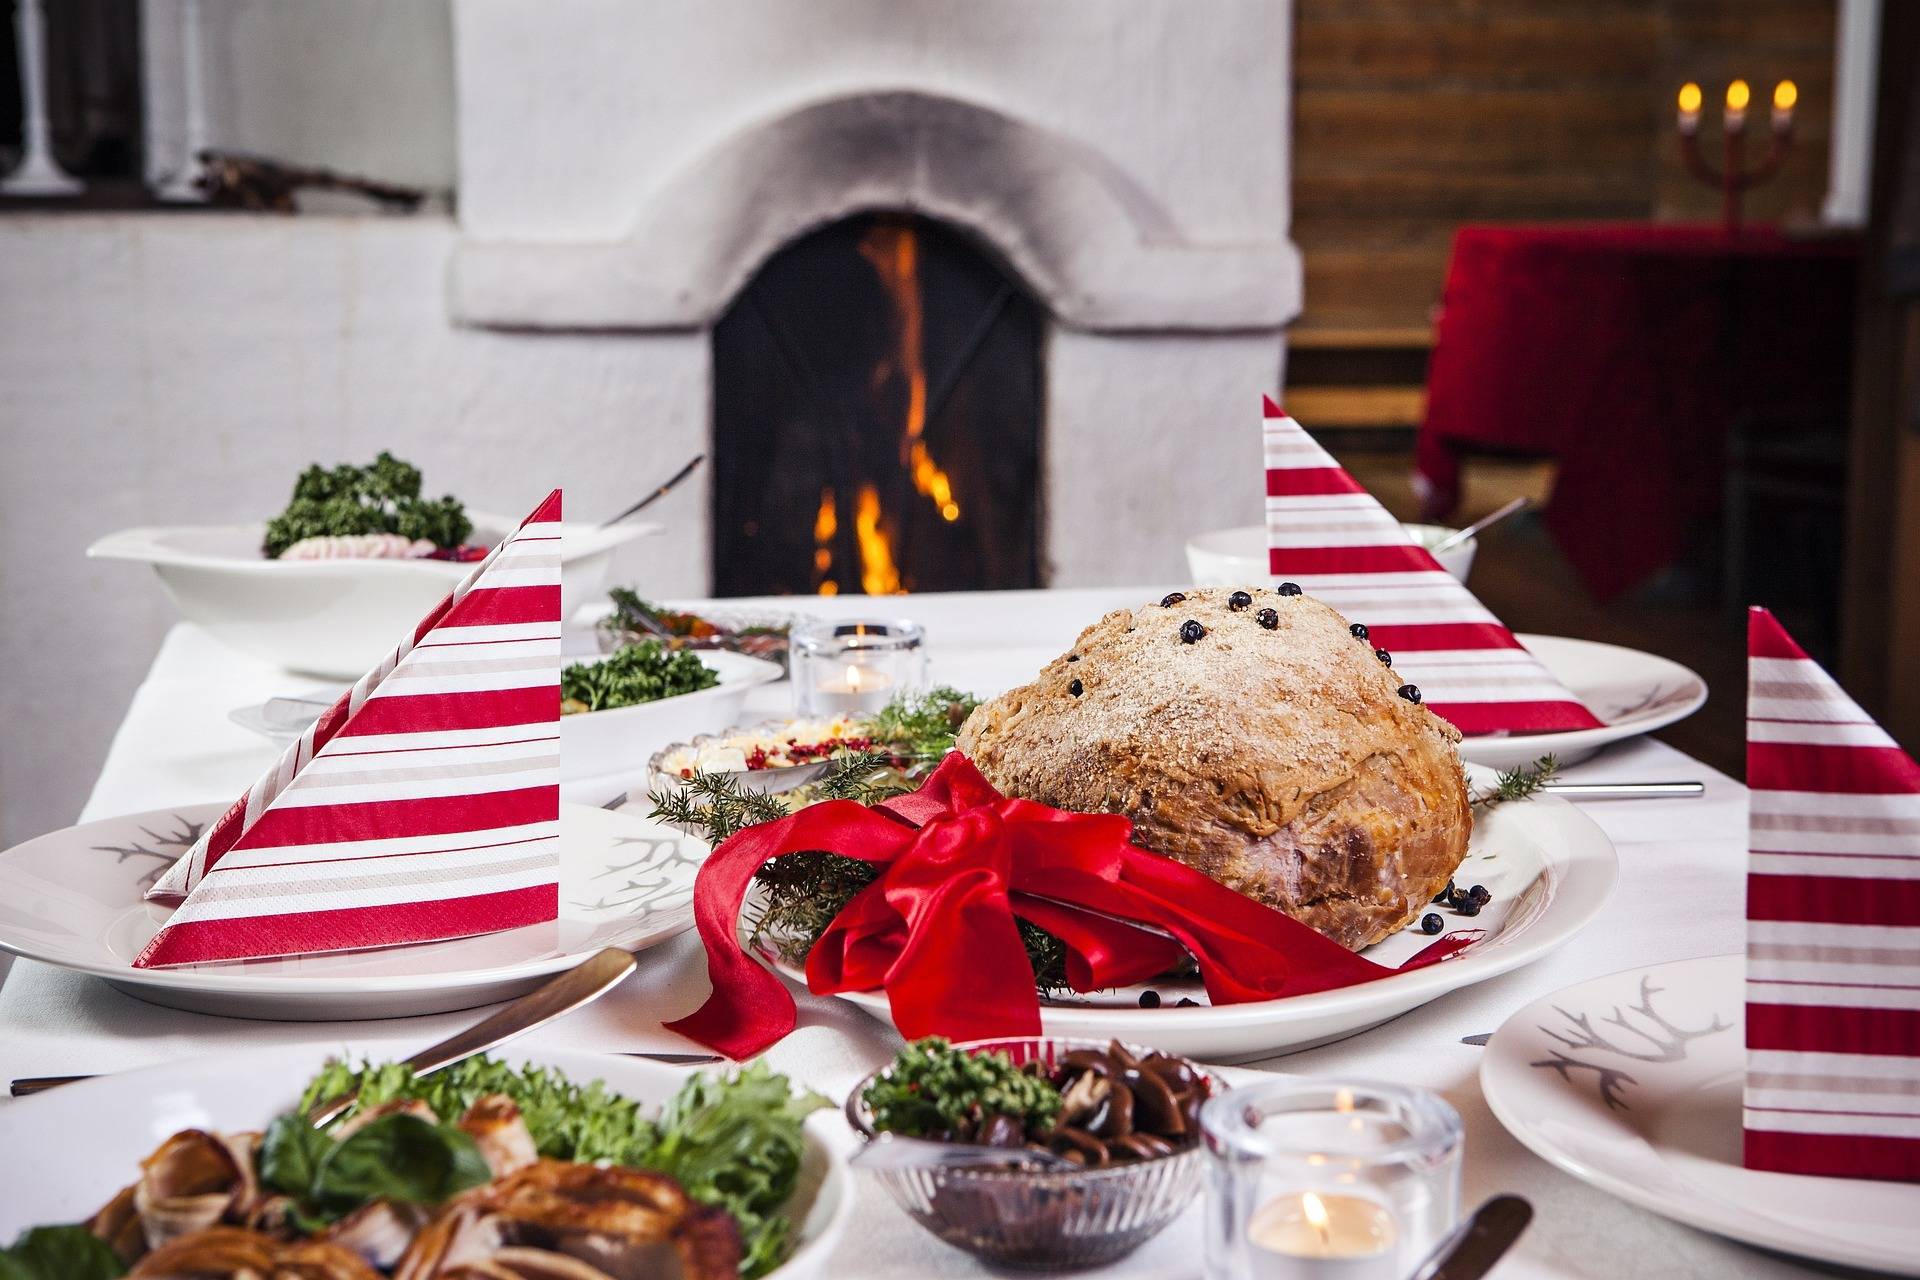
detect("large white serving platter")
(1463, 633), (1708, 770)
(1482, 954), (1920, 1277)
(767, 766), (1618, 1061)
(89, 512), (659, 677)
(0, 803), (705, 1020)
(0, 1044), (851, 1280)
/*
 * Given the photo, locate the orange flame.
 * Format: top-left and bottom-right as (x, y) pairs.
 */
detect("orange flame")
(854, 484), (903, 595)
(813, 488), (837, 594)
(859, 223), (961, 524)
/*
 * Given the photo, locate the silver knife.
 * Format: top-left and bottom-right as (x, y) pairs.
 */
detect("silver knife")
(1408, 1194), (1533, 1280)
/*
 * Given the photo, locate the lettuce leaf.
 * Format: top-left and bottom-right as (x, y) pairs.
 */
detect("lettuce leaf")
(0, 1226), (124, 1280)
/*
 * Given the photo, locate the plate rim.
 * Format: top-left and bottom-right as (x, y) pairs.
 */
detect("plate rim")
(1479, 951), (1920, 1278)
(767, 774), (1619, 1034)
(0, 1042), (852, 1280)
(1471, 633), (1708, 753)
(0, 801), (700, 996)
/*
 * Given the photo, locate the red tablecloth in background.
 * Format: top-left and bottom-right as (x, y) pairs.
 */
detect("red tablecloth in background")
(1416, 224), (1858, 600)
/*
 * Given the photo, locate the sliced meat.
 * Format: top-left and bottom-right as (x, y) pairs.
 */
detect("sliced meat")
(127, 1225), (384, 1279)
(459, 1095), (540, 1177)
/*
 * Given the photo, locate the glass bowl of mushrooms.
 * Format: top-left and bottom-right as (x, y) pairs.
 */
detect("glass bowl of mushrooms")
(844, 1036), (1216, 1270)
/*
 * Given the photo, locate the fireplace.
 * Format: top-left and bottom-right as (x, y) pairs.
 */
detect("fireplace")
(447, 2), (1299, 596)
(712, 214), (1042, 597)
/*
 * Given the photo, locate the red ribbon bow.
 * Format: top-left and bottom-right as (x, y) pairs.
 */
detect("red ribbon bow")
(668, 753), (1454, 1060)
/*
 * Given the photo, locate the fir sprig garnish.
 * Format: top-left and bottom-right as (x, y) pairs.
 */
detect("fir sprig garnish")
(1474, 754), (1560, 809)
(863, 686), (982, 763)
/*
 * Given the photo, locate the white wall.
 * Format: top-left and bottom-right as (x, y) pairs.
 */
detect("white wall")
(0, 214), (707, 847)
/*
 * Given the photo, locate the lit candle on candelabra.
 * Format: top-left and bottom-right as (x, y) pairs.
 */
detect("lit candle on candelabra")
(1674, 76), (1797, 233)
(1676, 82), (1702, 135)
(1724, 78), (1750, 133)
(1772, 79), (1797, 132)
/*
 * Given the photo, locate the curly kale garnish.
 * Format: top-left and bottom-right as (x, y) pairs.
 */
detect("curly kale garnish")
(261, 451), (473, 557)
(862, 1038), (1063, 1140)
(1474, 753), (1561, 809)
(561, 642), (719, 713)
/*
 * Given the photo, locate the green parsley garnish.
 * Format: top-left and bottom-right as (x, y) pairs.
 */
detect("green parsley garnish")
(261, 451), (471, 558)
(561, 641), (719, 713)
(862, 1037), (1062, 1140)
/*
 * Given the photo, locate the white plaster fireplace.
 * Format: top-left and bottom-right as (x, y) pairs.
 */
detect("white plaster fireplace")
(449, 0), (1301, 592)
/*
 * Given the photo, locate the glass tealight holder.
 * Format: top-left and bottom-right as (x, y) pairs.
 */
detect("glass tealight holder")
(1200, 1079), (1462, 1280)
(790, 617), (927, 719)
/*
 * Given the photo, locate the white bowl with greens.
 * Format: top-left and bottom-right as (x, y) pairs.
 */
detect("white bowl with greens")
(561, 644), (784, 785)
(0, 1047), (852, 1280)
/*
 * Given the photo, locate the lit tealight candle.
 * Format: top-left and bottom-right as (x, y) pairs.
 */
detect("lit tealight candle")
(1724, 78), (1751, 133)
(1772, 79), (1797, 131)
(1676, 81), (1702, 135)
(811, 662), (894, 716)
(1247, 1191), (1398, 1278)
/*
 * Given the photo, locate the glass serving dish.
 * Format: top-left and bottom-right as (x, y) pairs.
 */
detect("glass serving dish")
(597, 603), (816, 673)
(844, 1036), (1213, 1271)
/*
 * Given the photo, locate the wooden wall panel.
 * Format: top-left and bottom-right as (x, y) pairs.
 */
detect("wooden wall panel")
(1293, 0), (1838, 334)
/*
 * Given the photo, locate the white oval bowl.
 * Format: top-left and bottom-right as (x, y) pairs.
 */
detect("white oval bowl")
(0, 1044), (852, 1280)
(561, 648), (785, 785)
(89, 512), (659, 678)
(1185, 522), (1476, 586)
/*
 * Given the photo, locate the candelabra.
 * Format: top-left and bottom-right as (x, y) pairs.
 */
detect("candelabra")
(1676, 79), (1796, 234)
(1, 0), (83, 196)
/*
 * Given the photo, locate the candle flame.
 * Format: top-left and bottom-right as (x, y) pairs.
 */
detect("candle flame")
(1773, 80), (1797, 111)
(1677, 83), (1702, 114)
(1302, 1191), (1332, 1244)
(1333, 1087), (1356, 1113)
(1726, 79), (1750, 112)
(844, 664), (868, 691)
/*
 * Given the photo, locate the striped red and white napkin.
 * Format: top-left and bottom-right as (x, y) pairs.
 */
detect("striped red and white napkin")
(134, 491), (564, 968)
(1262, 398), (1601, 737)
(1743, 607), (1920, 1182)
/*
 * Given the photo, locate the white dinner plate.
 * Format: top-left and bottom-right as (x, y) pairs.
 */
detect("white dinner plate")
(1482, 954), (1920, 1276)
(1462, 633), (1708, 770)
(763, 766), (1618, 1061)
(0, 803), (706, 1020)
(0, 1044), (851, 1280)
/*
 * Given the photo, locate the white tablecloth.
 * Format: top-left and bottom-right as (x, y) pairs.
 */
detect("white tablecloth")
(0, 588), (1810, 1278)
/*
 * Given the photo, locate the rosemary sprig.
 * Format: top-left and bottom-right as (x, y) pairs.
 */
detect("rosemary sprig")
(1474, 753), (1560, 809)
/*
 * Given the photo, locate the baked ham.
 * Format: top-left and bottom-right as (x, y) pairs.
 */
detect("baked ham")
(957, 588), (1473, 949)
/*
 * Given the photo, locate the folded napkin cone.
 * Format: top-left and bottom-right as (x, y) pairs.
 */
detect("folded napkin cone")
(1263, 397), (1601, 737)
(133, 491), (564, 968)
(1743, 607), (1920, 1182)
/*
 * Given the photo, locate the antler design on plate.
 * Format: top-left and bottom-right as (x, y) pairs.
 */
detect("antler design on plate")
(1529, 975), (1731, 1110)
(1543, 976), (1730, 1063)
(1531, 1052), (1639, 1111)
(93, 815), (206, 891)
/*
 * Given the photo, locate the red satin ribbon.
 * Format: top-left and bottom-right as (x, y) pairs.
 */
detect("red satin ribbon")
(667, 753), (1462, 1060)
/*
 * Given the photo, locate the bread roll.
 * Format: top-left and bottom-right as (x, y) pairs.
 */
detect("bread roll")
(956, 588), (1471, 950)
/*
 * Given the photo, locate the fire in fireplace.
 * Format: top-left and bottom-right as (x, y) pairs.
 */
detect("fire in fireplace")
(711, 213), (1043, 597)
